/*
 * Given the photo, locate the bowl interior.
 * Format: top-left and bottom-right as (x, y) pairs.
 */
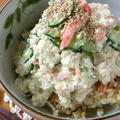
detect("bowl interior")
(0, 0), (120, 119)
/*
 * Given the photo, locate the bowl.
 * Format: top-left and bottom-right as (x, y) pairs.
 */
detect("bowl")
(0, 0), (120, 119)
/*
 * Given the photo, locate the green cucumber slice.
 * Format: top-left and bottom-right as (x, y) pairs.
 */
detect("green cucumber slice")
(82, 40), (99, 53)
(110, 44), (120, 52)
(45, 33), (60, 40)
(25, 63), (34, 77)
(50, 39), (61, 47)
(80, 64), (97, 79)
(55, 61), (61, 66)
(24, 48), (34, 63)
(66, 35), (87, 51)
(106, 37), (120, 52)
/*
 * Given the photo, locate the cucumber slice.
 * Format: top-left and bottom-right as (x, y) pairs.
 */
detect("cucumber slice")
(49, 35), (87, 52)
(116, 54), (120, 67)
(82, 50), (94, 63)
(37, 38), (42, 44)
(55, 61), (61, 66)
(80, 64), (97, 79)
(48, 1), (75, 28)
(21, 41), (31, 56)
(66, 35), (87, 51)
(102, 40), (108, 49)
(82, 40), (99, 53)
(24, 48), (34, 63)
(45, 33), (60, 40)
(110, 44), (120, 52)
(80, 65), (88, 72)
(88, 71), (97, 79)
(107, 20), (120, 45)
(24, 63), (34, 77)
(50, 39), (61, 47)
(27, 41), (30, 47)
(80, 54), (96, 79)
(106, 37), (120, 52)
(106, 21), (120, 52)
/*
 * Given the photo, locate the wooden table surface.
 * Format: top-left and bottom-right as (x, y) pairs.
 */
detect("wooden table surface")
(0, 84), (10, 111)
(0, 0), (10, 11)
(1, 0), (120, 120)
(0, 85), (21, 120)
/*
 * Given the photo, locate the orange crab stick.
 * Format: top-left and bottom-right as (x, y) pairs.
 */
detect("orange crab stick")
(60, 18), (83, 50)
(57, 83), (64, 93)
(80, 0), (92, 16)
(34, 59), (39, 64)
(97, 26), (106, 41)
(60, 0), (91, 50)
(101, 82), (109, 97)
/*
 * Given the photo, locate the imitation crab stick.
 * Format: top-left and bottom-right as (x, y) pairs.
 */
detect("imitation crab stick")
(101, 82), (109, 97)
(74, 64), (81, 78)
(57, 71), (71, 81)
(97, 26), (106, 41)
(99, 4), (115, 27)
(79, 0), (92, 16)
(60, 0), (91, 50)
(60, 18), (83, 50)
(57, 83), (64, 93)
(74, 55), (81, 78)
(34, 59), (39, 64)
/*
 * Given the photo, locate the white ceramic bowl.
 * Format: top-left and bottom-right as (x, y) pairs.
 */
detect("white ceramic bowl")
(0, 0), (120, 119)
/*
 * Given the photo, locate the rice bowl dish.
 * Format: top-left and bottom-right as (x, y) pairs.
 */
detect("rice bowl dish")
(14, 0), (120, 118)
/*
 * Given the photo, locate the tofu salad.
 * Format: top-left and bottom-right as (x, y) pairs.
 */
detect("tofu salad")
(14, 0), (120, 118)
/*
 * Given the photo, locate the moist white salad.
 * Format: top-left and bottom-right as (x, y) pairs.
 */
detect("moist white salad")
(14, 0), (120, 118)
